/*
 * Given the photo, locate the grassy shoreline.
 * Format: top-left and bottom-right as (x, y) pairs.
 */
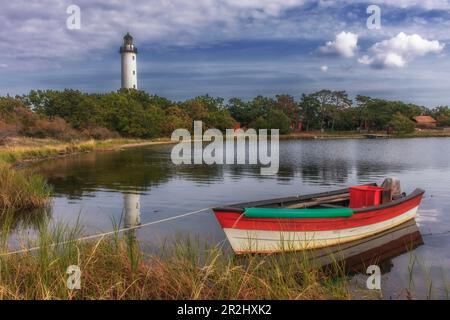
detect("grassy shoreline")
(0, 137), (174, 167)
(2, 129), (450, 166)
(0, 217), (354, 300)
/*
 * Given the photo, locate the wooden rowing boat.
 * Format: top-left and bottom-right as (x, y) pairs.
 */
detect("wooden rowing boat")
(212, 182), (425, 254)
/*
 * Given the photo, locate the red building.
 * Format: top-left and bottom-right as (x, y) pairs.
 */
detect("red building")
(413, 116), (437, 129)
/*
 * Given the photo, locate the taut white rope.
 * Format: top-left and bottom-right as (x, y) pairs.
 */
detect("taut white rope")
(0, 207), (211, 257)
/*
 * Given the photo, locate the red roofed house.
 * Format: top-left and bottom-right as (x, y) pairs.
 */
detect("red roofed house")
(413, 115), (437, 129)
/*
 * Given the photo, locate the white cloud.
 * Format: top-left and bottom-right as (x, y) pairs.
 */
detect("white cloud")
(0, 0), (309, 63)
(320, 65), (328, 72)
(319, 31), (358, 58)
(324, 0), (450, 10)
(358, 32), (445, 68)
(366, 0), (450, 10)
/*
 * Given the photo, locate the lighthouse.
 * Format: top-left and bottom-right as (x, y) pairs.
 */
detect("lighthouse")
(120, 32), (138, 89)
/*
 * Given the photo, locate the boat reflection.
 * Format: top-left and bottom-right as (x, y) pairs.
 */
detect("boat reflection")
(310, 219), (423, 274)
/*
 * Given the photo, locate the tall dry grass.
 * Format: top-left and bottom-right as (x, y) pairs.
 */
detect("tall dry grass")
(0, 140), (97, 164)
(0, 219), (351, 300)
(0, 163), (51, 213)
(0, 138), (163, 165)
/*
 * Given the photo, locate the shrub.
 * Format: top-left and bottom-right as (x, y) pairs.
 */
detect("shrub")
(81, 126), (120, 140)
(21, 117), (80, 141)
(0, 121), (19, 144)
(390, 112), (415, 134)
(250, 108), (292, 134)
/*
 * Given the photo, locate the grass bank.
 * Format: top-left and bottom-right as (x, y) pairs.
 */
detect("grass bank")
(2, 130), (449, 166)
(0, 219), (352, 300)
(0, 137), (173, 166)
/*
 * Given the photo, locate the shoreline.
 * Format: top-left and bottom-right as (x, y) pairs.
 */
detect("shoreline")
(0, 137), (175, 168)
(1, 130), (450, 167)
(280, 130), (450, 140)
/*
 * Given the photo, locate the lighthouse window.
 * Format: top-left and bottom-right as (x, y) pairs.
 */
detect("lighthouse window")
(132, 56), (135, 60)
(133, 85), (136, 89)
(133, 70), (136, 75)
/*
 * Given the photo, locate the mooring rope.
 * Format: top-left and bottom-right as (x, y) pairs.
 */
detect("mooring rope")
(0, 207), (212, 257)
(421, 230), (450, 238)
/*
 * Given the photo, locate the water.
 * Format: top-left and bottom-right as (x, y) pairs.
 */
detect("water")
(24, 138), (450, 298)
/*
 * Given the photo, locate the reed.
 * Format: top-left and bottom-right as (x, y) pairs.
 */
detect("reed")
(405, 250), (450, 300)
(0, 163), (52, 213)
(0, 221), (352, 300)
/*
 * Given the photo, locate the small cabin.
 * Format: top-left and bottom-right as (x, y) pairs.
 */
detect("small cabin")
(413, 116), (437, 129)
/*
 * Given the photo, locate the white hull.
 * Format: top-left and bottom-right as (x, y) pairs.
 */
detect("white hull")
(223, 206), (418, 253)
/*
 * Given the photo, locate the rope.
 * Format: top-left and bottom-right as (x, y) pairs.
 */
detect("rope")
(0, 207), (212, 257)
(422, 230), (450, 238)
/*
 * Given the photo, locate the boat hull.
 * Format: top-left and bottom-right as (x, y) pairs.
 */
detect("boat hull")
(214, 188), (424, 254)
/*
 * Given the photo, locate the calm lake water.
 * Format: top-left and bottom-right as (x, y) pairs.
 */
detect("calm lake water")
(24, 138), (450, 299)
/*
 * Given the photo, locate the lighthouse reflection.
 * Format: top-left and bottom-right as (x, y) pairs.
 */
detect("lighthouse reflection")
(123, 193), (141, 228)
(122, 192), (142, 244)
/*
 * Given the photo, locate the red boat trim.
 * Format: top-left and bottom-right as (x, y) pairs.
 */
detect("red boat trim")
(214, 189), (424, 232)
(213, 186), (355, 213)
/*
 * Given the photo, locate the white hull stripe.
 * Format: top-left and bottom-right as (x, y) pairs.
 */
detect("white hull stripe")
(223, 206), (418, 253)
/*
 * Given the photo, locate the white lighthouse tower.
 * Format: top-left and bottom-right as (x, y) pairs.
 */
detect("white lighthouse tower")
(120, 33), (138, 89)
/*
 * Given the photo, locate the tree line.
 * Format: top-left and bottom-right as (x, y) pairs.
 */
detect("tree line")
(1, 89), (449, 142)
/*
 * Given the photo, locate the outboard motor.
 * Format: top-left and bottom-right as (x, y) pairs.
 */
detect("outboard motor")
(381, 177), (403, 203)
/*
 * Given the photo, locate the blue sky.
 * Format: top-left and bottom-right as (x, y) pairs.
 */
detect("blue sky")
(0, 0), (449, 107)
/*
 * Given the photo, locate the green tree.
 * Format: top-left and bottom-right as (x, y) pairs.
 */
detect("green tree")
(330, 91), (352, 130)
(250, 108), (292, 134)
(431, 106), (450, 126)
(299, 93), (320, 131)
(311, 90), (334, 131)
(390, 112), (415, 134)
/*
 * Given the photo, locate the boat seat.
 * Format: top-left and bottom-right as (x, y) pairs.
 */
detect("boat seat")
(320, 204), (345, 208)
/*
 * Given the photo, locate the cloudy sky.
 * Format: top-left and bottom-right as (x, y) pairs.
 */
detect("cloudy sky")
(0, 0), (449, 107)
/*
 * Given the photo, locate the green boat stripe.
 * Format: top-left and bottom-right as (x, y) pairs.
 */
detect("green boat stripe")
(243, 207), (353, 219)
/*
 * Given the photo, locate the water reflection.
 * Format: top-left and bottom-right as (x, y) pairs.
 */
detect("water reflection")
(311, 219), (423, 274)
(0, 208), (51, 234)
(32, 139), (450, 198)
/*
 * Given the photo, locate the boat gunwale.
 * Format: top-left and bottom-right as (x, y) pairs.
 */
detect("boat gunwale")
(212, 185), (425, 215)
